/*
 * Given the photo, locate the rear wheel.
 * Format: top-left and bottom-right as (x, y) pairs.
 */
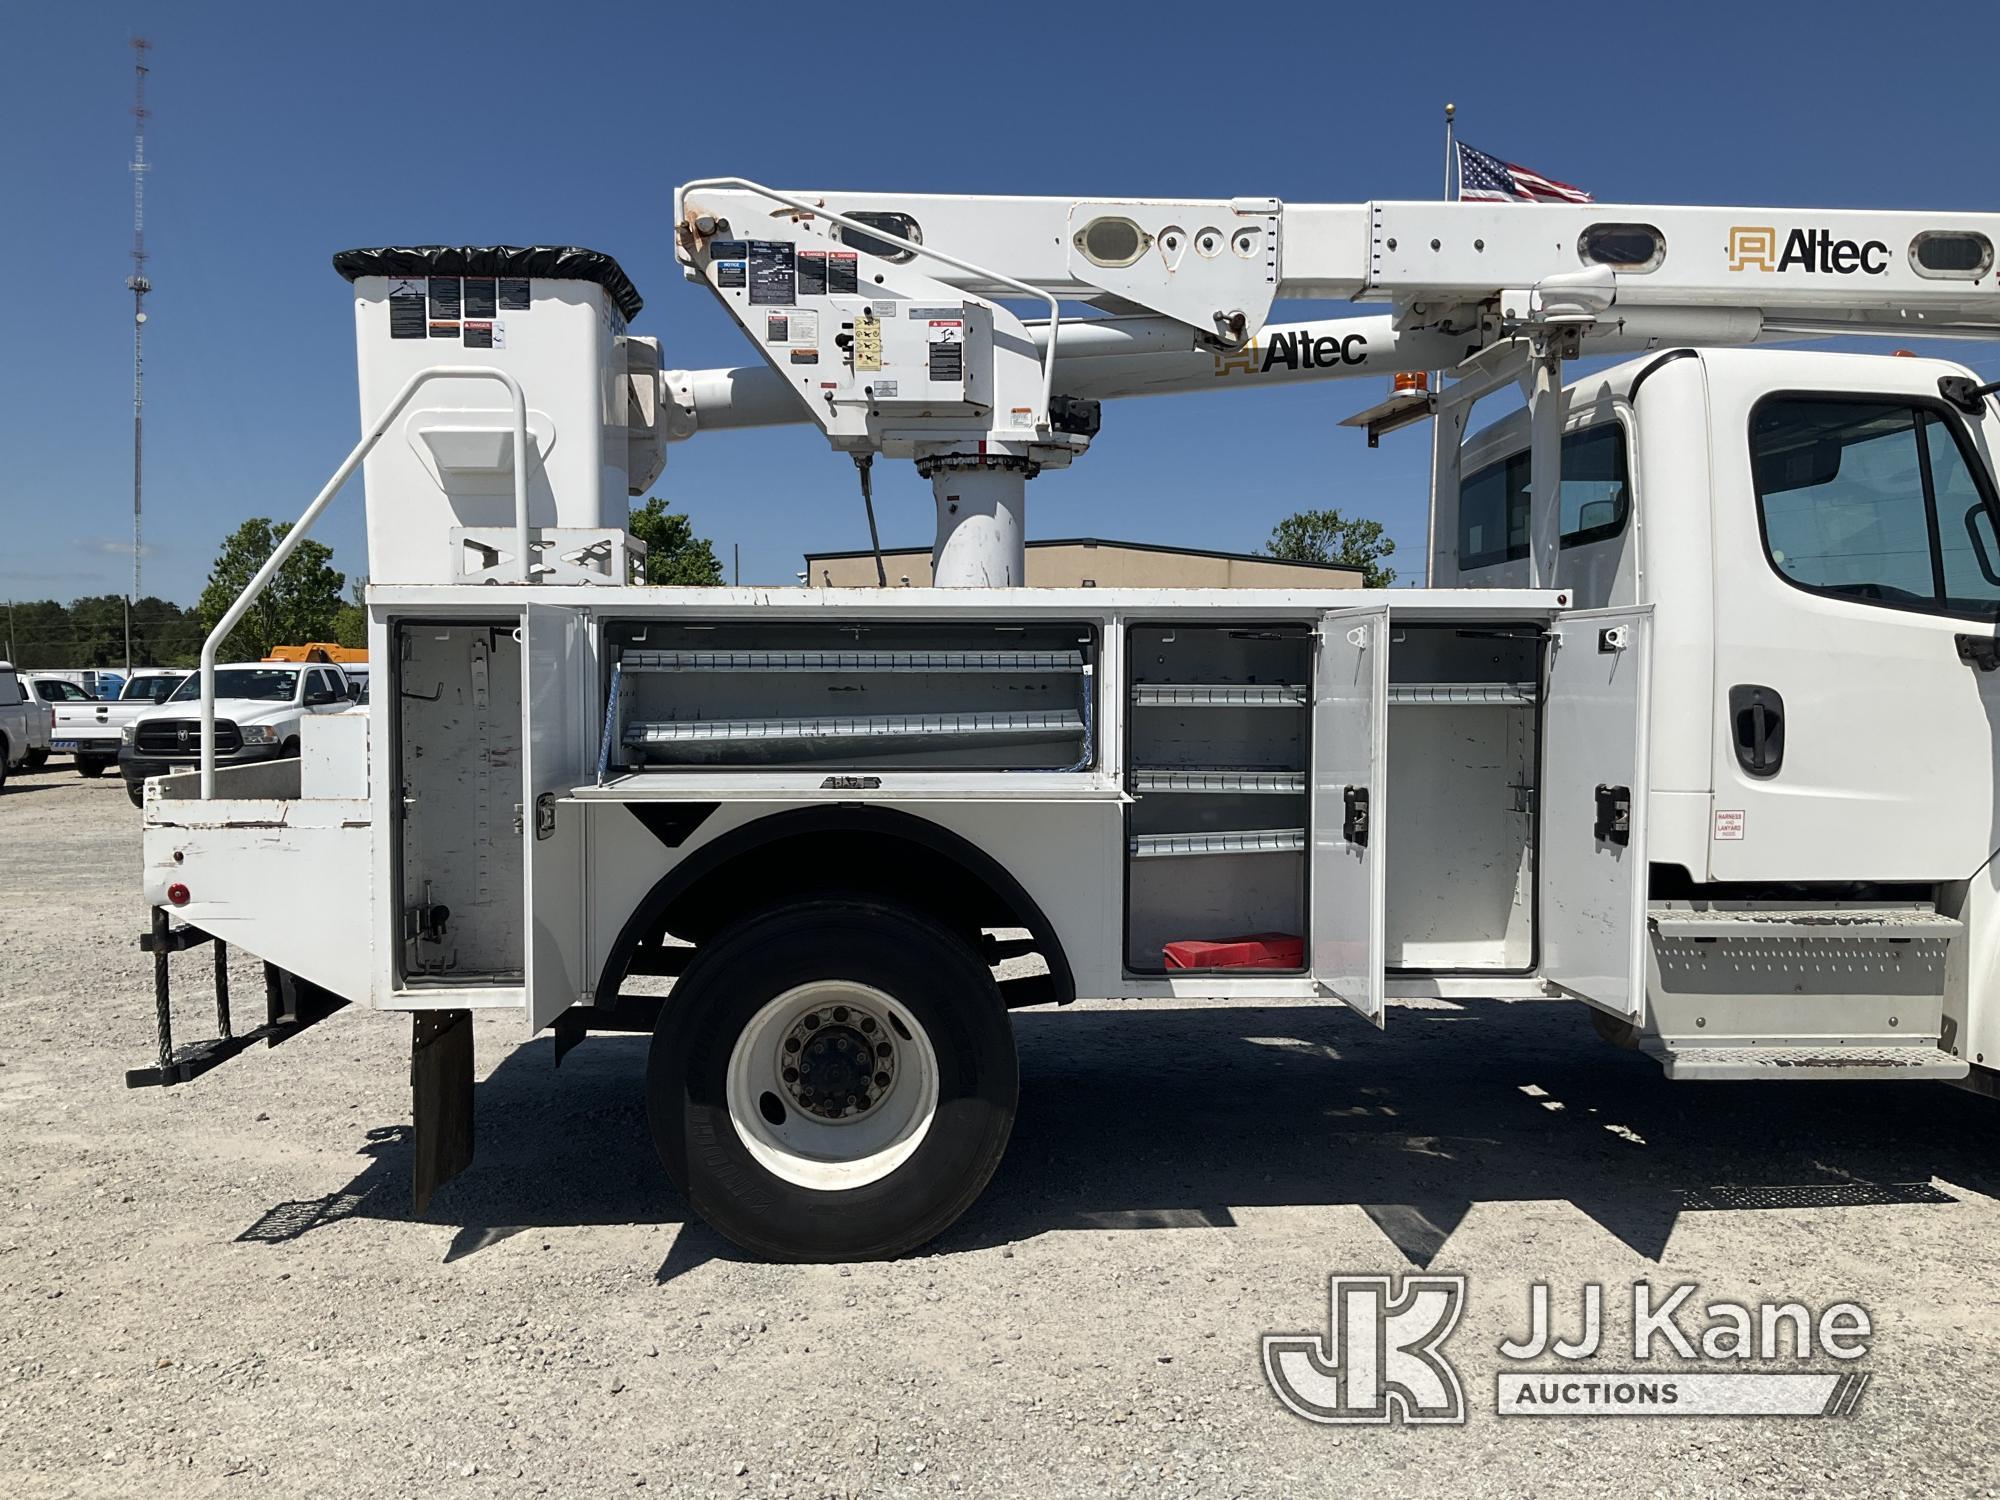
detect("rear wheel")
(647, 898), (1016, 1262)
(24, 749), (48, 770)
(76, 757), (109, 778)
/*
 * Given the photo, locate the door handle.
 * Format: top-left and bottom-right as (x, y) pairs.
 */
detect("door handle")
(1956, 634), (2000, 672)
(1728, 685), (1785, 779)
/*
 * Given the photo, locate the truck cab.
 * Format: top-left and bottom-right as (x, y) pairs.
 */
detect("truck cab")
(1440, 347), (2000, 1077)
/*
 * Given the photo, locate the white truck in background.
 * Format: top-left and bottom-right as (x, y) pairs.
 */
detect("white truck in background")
(120, 662), (353, 807)
(29, 669), (184, 778)
(125, 185), (2000, 1263)
(0, 662), (54, 787)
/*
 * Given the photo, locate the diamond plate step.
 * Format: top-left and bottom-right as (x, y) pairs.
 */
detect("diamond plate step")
(1649, 1043), (1968, 1081)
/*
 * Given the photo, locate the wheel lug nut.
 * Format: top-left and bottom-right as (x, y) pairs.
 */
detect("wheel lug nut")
(859, 1017), (876, 1033)
(804, 1014), (821, 1029)
(874, 1071), (890, 1087)
(783, 1066), (799, 1083)
(875, 1042), (891, 1058)
(832, 1006), (850, 1022)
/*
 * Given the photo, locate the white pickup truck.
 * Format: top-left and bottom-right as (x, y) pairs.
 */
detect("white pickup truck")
(0, 662), (54, 791)
(31, 670), (186, 778)
(120, 661), (355, 806)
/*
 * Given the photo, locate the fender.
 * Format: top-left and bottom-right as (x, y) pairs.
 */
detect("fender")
(594, 803), (1077, 1011)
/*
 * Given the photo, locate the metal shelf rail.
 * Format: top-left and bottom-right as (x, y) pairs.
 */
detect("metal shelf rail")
(624, 708), (1086, 749)
(1130, 683), (1306, 708)
(1387, 682), (1535, 706)
(619, 649), (1084, 675)
(1130, 768), (1305, 794)
(1129, 827), (1306, 859)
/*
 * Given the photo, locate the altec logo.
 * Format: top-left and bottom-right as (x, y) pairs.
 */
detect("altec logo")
(1214, 328), (1370, 377)
(1728, 225), (1890, 275)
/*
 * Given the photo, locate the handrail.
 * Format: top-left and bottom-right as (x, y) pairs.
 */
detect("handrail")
(196, 365), (529, 798)
(675, 177), (1062, 430)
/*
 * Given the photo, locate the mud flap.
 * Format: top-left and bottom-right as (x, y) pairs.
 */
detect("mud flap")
(411, 1009), (473, 1216)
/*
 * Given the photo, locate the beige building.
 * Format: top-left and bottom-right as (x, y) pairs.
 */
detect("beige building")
(804, 538), (1363, 590)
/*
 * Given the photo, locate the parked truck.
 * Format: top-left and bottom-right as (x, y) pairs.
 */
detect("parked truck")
(129, 187), (2000, 1261)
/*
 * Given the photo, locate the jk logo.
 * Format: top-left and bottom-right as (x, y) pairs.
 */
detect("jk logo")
(1262, 1274), (1467, 1425)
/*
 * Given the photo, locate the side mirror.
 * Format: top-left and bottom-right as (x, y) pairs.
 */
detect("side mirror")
(304, 687), (337, 706)
(345, 681), (364, 702)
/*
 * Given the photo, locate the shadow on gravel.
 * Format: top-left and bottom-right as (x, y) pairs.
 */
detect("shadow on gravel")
(235, 999), (2000, 1274)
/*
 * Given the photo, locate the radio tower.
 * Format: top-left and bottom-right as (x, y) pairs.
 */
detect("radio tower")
(125, 37), (152, 671)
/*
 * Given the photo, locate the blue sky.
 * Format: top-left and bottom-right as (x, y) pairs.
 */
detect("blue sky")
(4, 1), (1998, 605)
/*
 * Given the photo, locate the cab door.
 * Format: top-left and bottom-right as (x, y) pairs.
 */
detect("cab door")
(1540, 606), (1652, 1020)
(1709, 381), (2000, 884)
(523, 604), (594, 1033)
(1310, 605), (1389, 1025)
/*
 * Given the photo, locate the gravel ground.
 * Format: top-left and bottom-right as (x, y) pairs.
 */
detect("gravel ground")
(3, 764), (1999, 1498)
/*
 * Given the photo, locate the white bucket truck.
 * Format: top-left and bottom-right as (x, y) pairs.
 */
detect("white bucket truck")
(130, 193), (2000, 1260)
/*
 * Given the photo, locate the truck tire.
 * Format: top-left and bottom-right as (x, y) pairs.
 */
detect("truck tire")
(76, 757), (109, 778)
(0, 745), (8, 793)
(647, 898), (1017, 1262)
(24, 748), (48, 770)
(126, 781), (144, 808)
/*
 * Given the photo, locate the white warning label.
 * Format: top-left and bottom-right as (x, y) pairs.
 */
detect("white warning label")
(1714, 809), (1745, 841)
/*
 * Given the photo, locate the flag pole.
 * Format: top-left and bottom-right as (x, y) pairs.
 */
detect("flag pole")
(1424, 102), (1455, 586)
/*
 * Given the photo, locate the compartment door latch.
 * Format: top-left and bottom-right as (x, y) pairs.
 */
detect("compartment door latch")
(1342, 784), (1370, 847)
(1593, 784), (1631, 846)
(535, 792), (558, 841)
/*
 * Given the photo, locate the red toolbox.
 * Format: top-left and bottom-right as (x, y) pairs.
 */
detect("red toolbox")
(1162, 933), (1304, 970)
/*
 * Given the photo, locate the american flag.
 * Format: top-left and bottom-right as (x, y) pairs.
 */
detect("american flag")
(1456, 141), (1593, 204)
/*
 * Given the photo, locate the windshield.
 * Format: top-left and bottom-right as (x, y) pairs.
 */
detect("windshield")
(34, 680), (92, 702)
(167, 668), (299, 704)
(124, 674), (186, 702)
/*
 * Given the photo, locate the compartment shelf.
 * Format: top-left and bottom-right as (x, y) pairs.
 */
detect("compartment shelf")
(1131, 683), (1306, 708)
(624, 708), (1084, 749)
(1129, 827), (1306, 859)
(1388, 682), (1536, 707)
(1130, 768), (1306, 795)
(619, 649), (1083, 675)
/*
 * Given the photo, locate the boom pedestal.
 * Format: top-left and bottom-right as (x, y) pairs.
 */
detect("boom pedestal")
(926, 461), (1030, 587)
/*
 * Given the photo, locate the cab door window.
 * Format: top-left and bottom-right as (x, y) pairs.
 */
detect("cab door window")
(1457, 423), (1633, 570)
(1752, 397), (2000, 619)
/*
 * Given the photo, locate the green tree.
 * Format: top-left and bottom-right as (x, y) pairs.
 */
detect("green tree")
(195, 518), (347, 660)
(1265, 508), (1398, 587)
(629, 497), (724, 585)
(332, 577), (368, 651)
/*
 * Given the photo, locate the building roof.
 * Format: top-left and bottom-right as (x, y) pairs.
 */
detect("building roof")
(804, 536), (1360, 572)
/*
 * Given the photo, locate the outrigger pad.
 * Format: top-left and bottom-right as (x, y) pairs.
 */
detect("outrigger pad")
(411, 1010), (474, 1216)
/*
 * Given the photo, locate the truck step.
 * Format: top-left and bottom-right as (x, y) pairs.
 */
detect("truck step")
(1648, 1042), (1968, 1082)
(1649, 906), (1962, 941)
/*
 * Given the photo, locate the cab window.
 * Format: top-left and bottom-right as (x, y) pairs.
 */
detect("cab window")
(35, 680), (92, 702)
(1752, 397), (2000, 620)
(1457, 423), (1632, 570)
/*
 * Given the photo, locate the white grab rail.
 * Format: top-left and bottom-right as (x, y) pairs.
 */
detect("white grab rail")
(675, 177), (1062, 430)
(196, 364), (529, 798)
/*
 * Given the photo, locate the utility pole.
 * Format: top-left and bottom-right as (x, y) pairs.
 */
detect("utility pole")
(125, 37), (153, 672)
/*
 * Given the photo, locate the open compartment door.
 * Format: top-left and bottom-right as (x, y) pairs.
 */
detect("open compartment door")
(1311, 605), (1390, 1026)
(1540, 606), (1652, 1020)
(523, 603), (594, 1033)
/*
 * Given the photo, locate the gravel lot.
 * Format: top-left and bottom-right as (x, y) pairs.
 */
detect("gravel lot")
(3, 764), (1999, 1498)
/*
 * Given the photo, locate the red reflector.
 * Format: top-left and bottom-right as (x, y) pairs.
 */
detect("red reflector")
(166, 882), (190, 907)
(1163, 933), (1303, 970)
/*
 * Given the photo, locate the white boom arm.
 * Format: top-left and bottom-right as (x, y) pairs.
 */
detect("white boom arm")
(671, 181), (2000, 582)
